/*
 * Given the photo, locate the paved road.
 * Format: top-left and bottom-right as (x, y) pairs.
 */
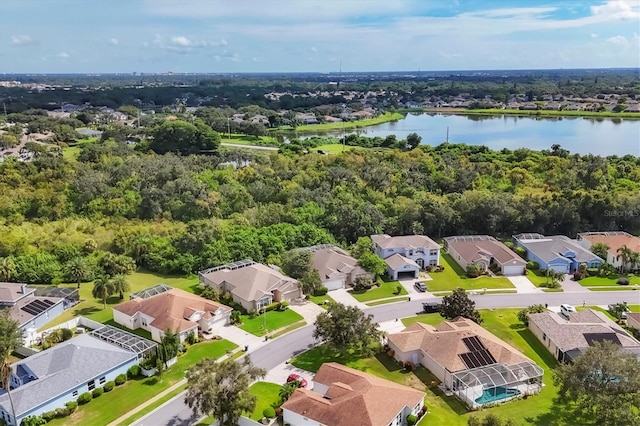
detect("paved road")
(220, 143), (278, 151)
(134, 290), (639, 426)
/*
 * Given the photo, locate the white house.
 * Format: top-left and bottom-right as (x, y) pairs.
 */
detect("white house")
(282, 362), (425, 426)
(577, 231), (640, 271)
(0, 334), (137, 426)
(371, 234), (440, 279)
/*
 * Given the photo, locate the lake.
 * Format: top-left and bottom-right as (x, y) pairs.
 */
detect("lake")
(301, 113), (640, 156)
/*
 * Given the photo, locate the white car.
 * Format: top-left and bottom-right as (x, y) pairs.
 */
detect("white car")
(560, 304), (576, 318)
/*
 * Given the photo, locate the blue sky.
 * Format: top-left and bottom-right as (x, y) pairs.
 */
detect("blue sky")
(1, 0), (638, 73)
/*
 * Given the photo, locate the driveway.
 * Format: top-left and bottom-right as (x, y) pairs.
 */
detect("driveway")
(329, 288), (368, 309)
(212, 324), (266, 353)
(560, 276), (586, 292)
(263, 362), (315, 388)
(508, 276), (543, 294)
(288, 298), (325, 324)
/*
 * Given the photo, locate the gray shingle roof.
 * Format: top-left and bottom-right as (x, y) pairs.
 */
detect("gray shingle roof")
(514, 235), (602, 264)
(0, 334), (137, 417)
(371, 234), (439, 250)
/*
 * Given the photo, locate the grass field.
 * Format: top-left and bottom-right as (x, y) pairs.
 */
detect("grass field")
(41, 271), (199, 329)
(349, 278), (408, 302)
(220, 133), (279, 146)
(578, 274), (640, 286)
(525, 269), (551, 287)
(48, 339), (237, 426)
(425, 254), (514, 292)
(314, 143), (355, 153)
(248, 382), (283, 421)
(238, 309), (304, 336)
(295, 112), (404, 132)
(291, 308), (561, 425)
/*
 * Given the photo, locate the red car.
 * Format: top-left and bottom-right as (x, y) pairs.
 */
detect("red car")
(286, 373), (308, 388)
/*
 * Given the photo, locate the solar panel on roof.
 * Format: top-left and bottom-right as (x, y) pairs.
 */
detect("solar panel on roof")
(460, 336), (497, 369)
(21, 299), (55, 316)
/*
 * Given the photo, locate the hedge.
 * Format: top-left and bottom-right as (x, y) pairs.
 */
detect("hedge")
(103, 381), (115, 392)
(92, 387), (104, 398)
(127, 364), (140, 378)
(77, 392), (92, 405)
(115, 374), (127, 385)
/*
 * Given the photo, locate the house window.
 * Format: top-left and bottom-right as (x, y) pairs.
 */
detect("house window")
(88, 380), (95, 391)
(430, 249), (438, 256)
(543, 333), (547, 341)
(99, 376), (106, 384)
(72, 390), (78, 397)
(429, 260), (437, 266)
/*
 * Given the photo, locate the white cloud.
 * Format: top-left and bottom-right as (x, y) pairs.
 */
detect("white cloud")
(590, 33), (598, 38)
(463, 7), (557, 19)
(58, 52), (70, 59)
(110, 38), (119, 45)
(11, 35), (33, 45)
(591, 1), (640, 20)
(310, 46), (318, 52)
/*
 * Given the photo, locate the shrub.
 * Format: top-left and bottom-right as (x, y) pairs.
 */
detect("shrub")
(353, 276), (374, 291)
(586, 267), (599, 277)
(103, 381), (115, 392)
(277, 301), (290, 311)
(115, 374), (127, 385)
(313, 286), (328, 296)
(60, 328), (73, 341)
(20, 415), (46, 426)
(407, 414), (418, 426)
(230, 310), (242, 324)
(248, 309), (258, 318)
(186, 331), (198, 345)
(127, 364), (140, 378)
(515, 246), (527, 258)
(77, 392), (92, 405)
(617, 276), (630, 285)
(395, 284), (403, 295)
(42, 411), (57, 422)
(92, 387), (104, 398)
(526, 261), (539, 270)
(263, 407), (276, 419)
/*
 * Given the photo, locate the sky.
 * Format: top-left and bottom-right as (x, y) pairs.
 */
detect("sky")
(0, 0), (639, 73)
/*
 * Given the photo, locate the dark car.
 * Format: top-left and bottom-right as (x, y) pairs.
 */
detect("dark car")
(422, 301), (441, 313)
(286, 373), (308, 388)
(414, 281), (427, 292)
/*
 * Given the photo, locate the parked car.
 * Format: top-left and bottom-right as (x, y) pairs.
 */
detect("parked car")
(414, 281), (427, 292)
(560, 304), (576, 318)
(608, 303), (628, 319)
(287, 373), (308, 388)
(422, 301), (441, 313)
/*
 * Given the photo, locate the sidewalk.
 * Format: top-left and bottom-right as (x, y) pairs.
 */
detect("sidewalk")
(508, 276), (543, 294)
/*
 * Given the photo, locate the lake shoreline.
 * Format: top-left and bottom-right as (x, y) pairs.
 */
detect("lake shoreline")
(421, 107), (640, 120)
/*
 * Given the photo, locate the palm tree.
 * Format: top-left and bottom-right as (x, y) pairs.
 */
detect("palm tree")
(111, 274), (130, 300)
(590, 242), (610, 261)
(0, 257), (16, 282)
(64, 256), (92, 289)
(617, 245), (634, 272)
(1, 309), (22, 426)
(630, 251), (640, 273)
(92, 276), (116, 309)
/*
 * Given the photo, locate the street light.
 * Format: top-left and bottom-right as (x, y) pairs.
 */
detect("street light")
(227, 117), (231, 142)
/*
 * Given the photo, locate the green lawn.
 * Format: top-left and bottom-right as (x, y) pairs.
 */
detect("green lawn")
(248, 382), (283, 421)
(425, 254), (515, 292)
(525, 269), (550, 287)
(238, 309), (304, 336)
(629, 305), (640, 312)
(314, 143), (354, 153)
(295, 112), (404, 132)
(49, 339), (237, 426)
(42, 271), (199, 329)
(578, 274), (640, 286)
(349, 279), (408, 302)
(291, 308), (562, 425)
(220, 133), (279, 146)
(307, 293), (336, 309)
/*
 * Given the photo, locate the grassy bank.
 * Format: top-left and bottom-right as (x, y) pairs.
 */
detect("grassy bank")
(424, 107), (640, 120)
(294, 112), (404, 132)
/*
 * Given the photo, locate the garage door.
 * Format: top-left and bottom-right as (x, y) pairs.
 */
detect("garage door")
(503, 266), (523, 276)
(397, 271), (417, 280)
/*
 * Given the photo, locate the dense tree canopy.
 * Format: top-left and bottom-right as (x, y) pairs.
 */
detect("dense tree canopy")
(150, 119), (220, 155)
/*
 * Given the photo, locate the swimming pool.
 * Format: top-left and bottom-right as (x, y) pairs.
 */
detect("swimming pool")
(475, 386), (520, 405)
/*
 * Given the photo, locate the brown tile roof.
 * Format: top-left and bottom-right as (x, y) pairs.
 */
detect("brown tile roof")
(113, 288), (231, 333)
(528, 310), (640, 352)
(444, 236), (525, 266)
(201, 263), (298, 302)
(371, 234), (439, 250)
(310, 246), (368, 281)
(387, 318), (529, 373)
(578, 232), (640, 258)
(282, 363), (424, 426)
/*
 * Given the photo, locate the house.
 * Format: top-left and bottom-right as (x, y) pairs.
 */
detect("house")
(387, 318), (543, 409)
(281, 362), (425, 426)
(371, 234), (440, 279)
(302, 245), (372, 291)
(0, 334), (137, 426)
(528, 309), (640, 363)
(199, 260), (301, 312)
(627, 313), (640, 332)
(443, 235), (526, 276)
(0, 282), (65, 336)
(577, 231), (640, 271)
(113, 287), (231, 342)
(513, 233), (603, 273)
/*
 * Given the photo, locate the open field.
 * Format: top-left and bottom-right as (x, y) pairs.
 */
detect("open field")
(291, 308), (561, 425)
(425, 254), (514, 292)
(295, 112), (404, 132)
(349, 278), (408, 302)
(425, 107), (640, 119)
(238, 309), (304, 336)
(48, 339), (237, 426)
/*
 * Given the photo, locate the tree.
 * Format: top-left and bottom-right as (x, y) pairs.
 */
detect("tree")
(97, 252), (136, 277)
(554, 341), (640, 426)
(158, 329), (180, 367)
(357, 252), (386, 277)
(185, 357), (266, 426)
(279, 381), (301, 403)
(313, 303), (383, 356)
(350, 236), (374, 259)
(405, 132), (422, 150)
(467, 414), (516, 426)
(545, 269), (565, 288)
(590, 242), (610, 261)
(440, 287), (482, 323)
(517, 304), (546, 326)
(92, 275), (116, 309)
(0, 310), (21, 426)
(280, 249), (312, 279)
(63, 256), (92, 289)
(465, 263), (482, 278)
(299, 269), (322, 296)
(150, 119), (220, 155)
(608, 302), (630, 322)
(617, 245), (634, 272)
(0, 257), (16, 282)
(110, 274), (130, 299)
